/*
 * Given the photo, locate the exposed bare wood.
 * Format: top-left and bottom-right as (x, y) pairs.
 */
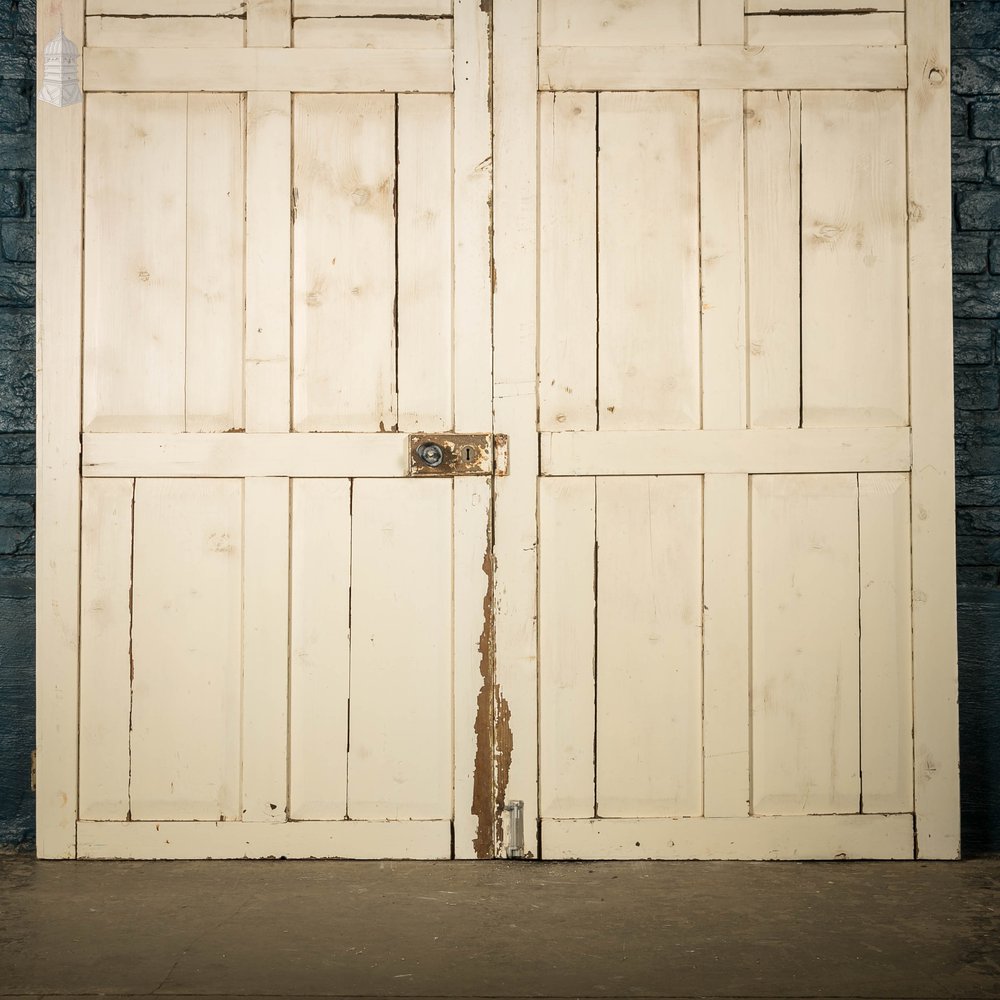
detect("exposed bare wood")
(293, 16), (452, 47)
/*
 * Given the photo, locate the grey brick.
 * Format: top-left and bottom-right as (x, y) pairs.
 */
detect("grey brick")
(955, 275), (1000, 317)
(0, 174), (22, 218)
(0, 309), (32, 352)
(971, 98), (1000, 139)
(956, 369), (1000, 410)
(0, 496), (32, 528)
(953, 2), (1000, 49)
(0, 136), (34, 172)
(0, 526), (32, 557)
(958, 534), (1000, 567)
(954, 143), (987, 182)
(957, 566), (1000, 586)
(0, 435), (33, 466)
(954, 95), (970, 138)
(2, 221), (33, 263)
(957, 187), (1000, 231)
(959, 442), (1000, 476)
(955, 320), (996, 364)
(955, 234), (989, 274)
(0, 349), (34, 432)
(958, 507), (1000, 536)
(957, 475), (1000, 507)
(0, 466), (34, 495)
(954, 53), (1000, 96)
(0, 264), (34, 306)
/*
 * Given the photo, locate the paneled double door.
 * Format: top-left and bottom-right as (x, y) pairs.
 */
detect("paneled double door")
(42, 0), (959, 860)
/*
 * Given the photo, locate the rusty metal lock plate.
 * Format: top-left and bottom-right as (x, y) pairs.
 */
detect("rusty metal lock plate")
(408, 433), (495, 476)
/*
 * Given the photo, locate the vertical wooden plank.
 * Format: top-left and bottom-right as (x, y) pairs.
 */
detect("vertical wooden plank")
(79, 479), (133, 822)
(452, 0), (493, 859)
(596, 477), (703, 818)
(700, 90), (747, 430)
(289, 479), (352, 821)
(247, 0), (290, 46)
(700, 0), (744, 43)
(241, 478), (290, 823)
(746, 90), (801, 429)
(539, 478), (596, 819)
(801, 90), (908, 427)
(36, 0), (84, 857)
(598, 92), (700, 431)
(703, 474), (750, 817)
(246, 91), (291, 433)
(397, 93), (453, 432)
(453, 476), (492, 857)
(83, 93), (187, 431)
(293, 94), (396, 432)
(859, 473), (913, 814)
(751, 474), (860, 816)
(539, 92), (598, 432)
(348, 480), (453, 821)
(452, 0), (492, 433)
(907, 0), (960, 859)
(130, 480), (243, 822)
(492, 0), (540, 856)
(186, 93), (245, 433)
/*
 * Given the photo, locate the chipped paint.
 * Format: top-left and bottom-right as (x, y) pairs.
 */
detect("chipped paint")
(471, 545), (495, 859)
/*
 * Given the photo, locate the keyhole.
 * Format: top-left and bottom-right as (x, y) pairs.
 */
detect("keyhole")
(463, 446), (475, 462)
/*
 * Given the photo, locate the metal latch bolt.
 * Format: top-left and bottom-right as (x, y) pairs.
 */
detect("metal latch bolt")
(502, 799), (525, 859)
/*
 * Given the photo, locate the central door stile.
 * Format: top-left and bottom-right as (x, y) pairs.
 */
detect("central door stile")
(452, 0), (499, 859)
(491, 0), (540, 859)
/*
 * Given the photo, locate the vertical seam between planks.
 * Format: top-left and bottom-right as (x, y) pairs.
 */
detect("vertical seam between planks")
(288, 92), (295, 433)
(238, 478), (248, 820)
(242, 94), (250, 431)
(699, 475), (706, 818)
(746, 474), (754, 817)
(797, 91), (804, 430)
(741, 91), (751, 431)
(595, 91), (601, 432)
(285, 477), (293, 821)
(696, 90), (704, 430)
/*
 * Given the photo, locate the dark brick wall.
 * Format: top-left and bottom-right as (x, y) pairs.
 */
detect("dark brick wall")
(953, 1), (1000, 855)
(0, 3), (997, 852)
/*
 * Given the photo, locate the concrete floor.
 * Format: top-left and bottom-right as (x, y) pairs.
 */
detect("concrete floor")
(0, 855), (998, 1000)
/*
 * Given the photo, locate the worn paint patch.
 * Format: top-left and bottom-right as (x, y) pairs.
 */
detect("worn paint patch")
(471, 546), (495, 859)
(493, 685), (512, 850)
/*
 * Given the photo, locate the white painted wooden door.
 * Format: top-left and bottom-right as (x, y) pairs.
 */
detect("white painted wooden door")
(37, 0), (959, 861)
(512, 0), (959, 861)
(37, 0), (502, 860)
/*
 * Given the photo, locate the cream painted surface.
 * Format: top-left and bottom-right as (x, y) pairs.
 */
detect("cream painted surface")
(40, 0), (956, 860)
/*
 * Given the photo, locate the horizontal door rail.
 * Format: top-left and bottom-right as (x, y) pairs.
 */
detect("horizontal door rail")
(541, 428), (912, 476)
(540, 44), (906, 92)
(83, 46), (454, 92)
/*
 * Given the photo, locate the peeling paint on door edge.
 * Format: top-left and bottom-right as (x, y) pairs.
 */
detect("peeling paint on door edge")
(472, 546), (496, 859)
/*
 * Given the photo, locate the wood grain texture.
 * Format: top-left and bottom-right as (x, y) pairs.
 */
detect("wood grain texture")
(83, 47), (455, 93)
(543, 814), (914, 861)
(700, 90), (747, 429)
(86, 16), (245, 46)
(185, 93), (245, 433)
(289, 479), (352, 820)
(801, 91), (908, 427)
(84, 93), (187, 431)
(700, 0), (743, 43)
(859, 473), (913, 814)
(241, 479), (290, 823)
(248, 0), (291, 46)
(293, 94), (396, 432)
(129, 480), (243, 822)
(246, 91), (291, 433)
(907, 0), (960, 859)
(540, 44), (907, 91)
(540, 0), (698, 46)
(397, 94), (453, 431)
(746, 0), (903, 10)
(751, 474), (860, 816)
(541, 427), (912, 477)
(539, 478), (596, 819)
(88, 0), (243, 12)
(703, 474), (750, 817)
(746, 90), (801, 429)
(78, 820), (452, 860)
(452, 0), (492, 432)
(596, 477), (703, 818)
(539, 92), (598, 432)
(348, 480), (453, 821)
(491, 0), (540, 856)
(746, 13), (904, 46)
(36, 0), (85, 857)
(294, 0), (452, 13)
(598, 91), (700, 431)
(293, 16), (452, 48)
(79, 479), (133, 822)
(83, 433), (411, 479)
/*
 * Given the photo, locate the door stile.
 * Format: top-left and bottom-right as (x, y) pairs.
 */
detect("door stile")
(492, 0), (540, 858)
(36, 0), (85, 859)
(452, 0), (495, 858)
(906, 3), (960, 859)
